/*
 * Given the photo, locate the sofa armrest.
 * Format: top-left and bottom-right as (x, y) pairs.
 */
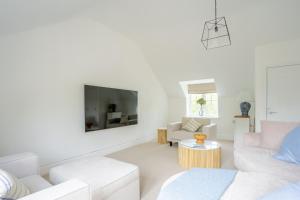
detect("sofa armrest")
(244, 132), (261, 147)
(0, 152), (39, 178)
(19, 179), (90, 200)
(235, 132), (261, 149)
(202, 123), (217, 139)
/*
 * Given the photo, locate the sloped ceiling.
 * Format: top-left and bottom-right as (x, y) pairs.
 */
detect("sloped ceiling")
(85, 0), (300, 97)
(0, 0), (96, 34)
(1, 0), (300, 97)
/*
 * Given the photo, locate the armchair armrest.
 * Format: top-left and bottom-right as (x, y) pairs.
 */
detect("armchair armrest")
(167, 122), (182, 132)
(167, 122), (182, 142)
(0, 152), (39, 178)
(19, 179), (90, 200)
(202, 123), (217, 139)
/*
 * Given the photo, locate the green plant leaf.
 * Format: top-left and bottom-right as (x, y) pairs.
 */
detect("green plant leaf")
(196, 98), (206, 105)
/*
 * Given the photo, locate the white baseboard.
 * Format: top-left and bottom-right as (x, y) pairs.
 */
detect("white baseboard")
(40, 135), (155, 175)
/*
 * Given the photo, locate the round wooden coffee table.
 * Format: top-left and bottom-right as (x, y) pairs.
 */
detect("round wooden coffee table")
(178, 139), (221, 169)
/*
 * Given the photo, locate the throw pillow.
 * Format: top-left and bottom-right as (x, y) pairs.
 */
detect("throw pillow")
(274, 126), (300, 164)
(182, 119), (203, 132)
(259, 182), (300, 200)
(0, 169), (30, 199)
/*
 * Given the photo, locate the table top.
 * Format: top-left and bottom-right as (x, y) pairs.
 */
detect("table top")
(179, 139), (220, 150)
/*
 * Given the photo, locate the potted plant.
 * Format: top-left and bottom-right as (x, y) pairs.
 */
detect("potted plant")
(196, 97), (206, 116)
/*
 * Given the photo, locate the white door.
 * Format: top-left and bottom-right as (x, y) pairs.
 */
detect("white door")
(267, 64), (300, 121)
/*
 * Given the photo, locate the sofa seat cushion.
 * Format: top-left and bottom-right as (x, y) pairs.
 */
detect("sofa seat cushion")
(259, 181), (300, 200)
(20, 175), (52, 193)
(170, 130), (196, 141)
(49, 156), (139, 199)
(234, 147), (300, 181)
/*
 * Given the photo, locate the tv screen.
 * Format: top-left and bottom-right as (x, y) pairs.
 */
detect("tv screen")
(84, 85), (138, 132)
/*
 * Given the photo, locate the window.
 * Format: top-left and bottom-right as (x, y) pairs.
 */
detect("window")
(187, 93), (218, 118)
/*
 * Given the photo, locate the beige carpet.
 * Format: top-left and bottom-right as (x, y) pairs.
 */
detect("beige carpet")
(108, 140), (234, 200)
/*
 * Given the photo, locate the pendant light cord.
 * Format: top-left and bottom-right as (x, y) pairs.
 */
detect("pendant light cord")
(215, 0), (217, 21)
(214, 0), (218, 31)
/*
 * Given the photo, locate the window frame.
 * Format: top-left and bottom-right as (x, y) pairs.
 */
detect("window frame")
(186, 92), (219, 118)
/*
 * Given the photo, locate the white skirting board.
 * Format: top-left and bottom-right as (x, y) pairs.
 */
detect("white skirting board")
(40, 135), (155, 175)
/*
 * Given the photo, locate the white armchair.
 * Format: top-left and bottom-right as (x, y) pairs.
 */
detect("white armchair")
(167, 117), (217, 146)
(0, 152), (90, 200)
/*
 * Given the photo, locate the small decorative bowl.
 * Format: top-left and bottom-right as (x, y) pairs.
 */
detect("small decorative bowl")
(194, 133), (207, 144)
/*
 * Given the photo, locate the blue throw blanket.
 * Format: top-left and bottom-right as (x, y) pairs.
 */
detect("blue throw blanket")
(157, 168), (237, 200)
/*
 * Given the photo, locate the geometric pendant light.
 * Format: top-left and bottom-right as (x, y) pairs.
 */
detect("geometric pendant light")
(201, 0), (231, 50)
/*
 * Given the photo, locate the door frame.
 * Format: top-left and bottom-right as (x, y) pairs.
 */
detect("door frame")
(266, 64), (300, 120)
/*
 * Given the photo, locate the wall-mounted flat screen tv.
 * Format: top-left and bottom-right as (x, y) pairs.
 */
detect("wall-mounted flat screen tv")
(84, 85), (138, 132)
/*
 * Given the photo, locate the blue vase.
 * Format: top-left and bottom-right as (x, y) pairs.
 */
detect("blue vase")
(240, 102), (251, 116)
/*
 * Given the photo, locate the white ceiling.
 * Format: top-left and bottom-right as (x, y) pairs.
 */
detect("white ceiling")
(1, 0), (300, 97)
(0, 0), (96, 34)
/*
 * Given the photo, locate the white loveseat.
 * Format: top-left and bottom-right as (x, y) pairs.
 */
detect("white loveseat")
(0, 152), (90, 200)
(234, 120), (300, 181)
(167, 117), (217, 145)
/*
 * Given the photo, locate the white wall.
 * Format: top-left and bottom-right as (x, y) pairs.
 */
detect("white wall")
(214, 96), (240, 140)
(255, 38), (300, 130)
(0, 16), (168, 171)
(168, 97), (186, 122)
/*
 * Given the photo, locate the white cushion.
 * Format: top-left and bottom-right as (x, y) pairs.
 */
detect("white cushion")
(0, 169), (30, 199)
(20, 175), (52, 193)
(182, 118), (203, 132)
(49, 156), (139, 199)
(234, 147), (300, 181)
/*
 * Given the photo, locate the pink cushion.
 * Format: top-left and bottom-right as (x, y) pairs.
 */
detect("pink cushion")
(261, 121), (300, 150)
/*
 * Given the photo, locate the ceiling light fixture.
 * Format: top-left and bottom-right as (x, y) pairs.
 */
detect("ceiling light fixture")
(201, 0), (231, 50)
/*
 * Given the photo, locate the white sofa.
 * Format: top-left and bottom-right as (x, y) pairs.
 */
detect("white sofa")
(167, 117), (216, 145)
(234, 120), (300, 181)
(0, 152), (140, 200)
(0, 152), (90, 200)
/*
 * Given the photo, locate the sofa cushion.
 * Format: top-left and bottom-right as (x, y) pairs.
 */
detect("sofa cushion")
(274, 126), (300, 164)
(259, 181), (300, 200)
(20, 175), (52, 193)
(260, 121), (300, 150)
(171, 130), (196, 141)
(234, 147), (300, 181)
(0, 169), (30, 199)
(182, 119), (203, 132)
(182, 117), (210, 127)
(49, 156), (139, 199)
